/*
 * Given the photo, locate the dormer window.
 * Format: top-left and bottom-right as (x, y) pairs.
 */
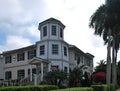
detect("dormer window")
(52, 25), (56, 36)
(43, 26), (47, 37)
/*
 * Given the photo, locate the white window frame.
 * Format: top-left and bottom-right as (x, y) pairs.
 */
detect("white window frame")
(52, 44), (58, 54)
(51, 25), (57, 36)
(40, 45), (45, 55)
(43, 26), (47, 37)
(64, 46), (67, 56)
(17, 52), (24, 61)
(28, 50), (36, 59)
(5, 55), (12, 64)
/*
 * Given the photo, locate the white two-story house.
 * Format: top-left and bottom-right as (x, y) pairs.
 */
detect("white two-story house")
(0, 18), (94, 85)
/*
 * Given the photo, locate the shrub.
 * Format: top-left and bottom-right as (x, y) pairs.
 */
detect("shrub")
(110, 84), (116, 91)
(0, 85), (58, 91)
(91, 84), (116, 91)
(50, 87), (93, 91)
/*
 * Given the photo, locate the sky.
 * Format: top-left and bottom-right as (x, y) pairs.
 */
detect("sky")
(0, 0), (120, 67)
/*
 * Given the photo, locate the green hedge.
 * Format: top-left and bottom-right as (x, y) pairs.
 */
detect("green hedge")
(50, 87), (93, 91)
(91, 84), (116, 91)
(0, 85), (58, 91)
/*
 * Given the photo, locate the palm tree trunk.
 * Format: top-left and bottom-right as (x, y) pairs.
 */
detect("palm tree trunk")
(112, 38), (117, 85)
(106, 29), (111, 91)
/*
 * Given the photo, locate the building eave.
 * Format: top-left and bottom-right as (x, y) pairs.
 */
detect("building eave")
(38, 18), (65, 30)
(69, 44), (94, 60)
(2, 44), (36, 55)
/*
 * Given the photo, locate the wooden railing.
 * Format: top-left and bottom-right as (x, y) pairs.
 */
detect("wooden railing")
(20, 74), (41, 85)
(20, 77), (28, 86)
(1, 80), (20, 86)
(0, 74), (42, 86)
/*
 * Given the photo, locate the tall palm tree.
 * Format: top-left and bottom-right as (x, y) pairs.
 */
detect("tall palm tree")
(89, 0), (120, 85)
(104, 0), (120, 84)
(89, 4), (112, 85)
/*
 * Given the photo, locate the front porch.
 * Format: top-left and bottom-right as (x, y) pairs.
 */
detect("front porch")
(28, 57), (50, 85)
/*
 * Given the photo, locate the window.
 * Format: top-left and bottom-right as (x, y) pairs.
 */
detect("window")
(52, 25), (56, 35)
(87, 60), (91, 66)
(80, 56), (83, 63)
(5, 71), (12, 80)
(75, 53), (82, 61)
(5, 55), (11, 64)
(74, 53), (77, 60)
(60, 28), (63, 38)
(64, 46), (67, 56)
(64, 67), (67, 73)
(28, 50), (36, 59)
(28, 68), (36, 75)
(17, 69), (25, 79)
(17, 53), (24, 61)
(51, 65), (58, 71)
(52, 44), (58, 54)
(43, 26), (47, 37)
(40, 45), (45, 55)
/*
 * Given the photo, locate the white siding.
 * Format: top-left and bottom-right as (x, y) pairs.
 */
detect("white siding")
(40, 24), (49, 41)
(48, 41), (62, 59)
(0, 57), (4, 79)
(40, 23), (64, 41)
(4, 65), (36, 80)
(37, 41), (48, 59)
(62, 43), (69, 61)
(50, 24), (59, 40)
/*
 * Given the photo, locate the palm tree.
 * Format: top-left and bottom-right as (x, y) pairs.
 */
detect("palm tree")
(95, 60), (106, 72)
(96, 60), (106, 66)
(104, 0), (120, 85)
(89, 0), (120, 85)
(89, 4), (112, 85)
(69, 65), (85, 87)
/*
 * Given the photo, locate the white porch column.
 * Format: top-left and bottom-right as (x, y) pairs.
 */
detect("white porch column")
(30, 64), (32, 81)
(34, 74), (37, 85)
(48, 63), (51, 72)
(41, 62), (43, 81)
(67, 66), (69, 73)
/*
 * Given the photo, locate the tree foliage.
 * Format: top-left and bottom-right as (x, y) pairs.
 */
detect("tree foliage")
(89, 0), (120, 85)
(44, 70), (67, 87)
(69, 65), (90, 87)
(69, 67), (83, 87)
(95, 60), (107, 72)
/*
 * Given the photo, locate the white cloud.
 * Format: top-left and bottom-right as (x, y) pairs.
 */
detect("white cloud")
(0, 35), (31, 52)
(26, 25), (40, 38)
(0, 0), (21, 21)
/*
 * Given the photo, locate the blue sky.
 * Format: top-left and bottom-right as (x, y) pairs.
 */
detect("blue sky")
(0, 0), (119, 66)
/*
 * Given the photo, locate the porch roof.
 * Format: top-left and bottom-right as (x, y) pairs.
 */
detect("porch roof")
(29, 57), (49, 65)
